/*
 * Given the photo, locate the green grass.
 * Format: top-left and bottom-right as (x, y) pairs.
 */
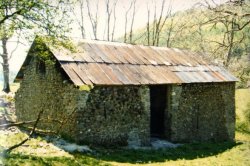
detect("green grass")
(1, 89), (250, 165)
(236, 89), (250, 118)
(236, 89), (250, 133)
(2, 154), (110, 166)
(1, 133), (249, 166)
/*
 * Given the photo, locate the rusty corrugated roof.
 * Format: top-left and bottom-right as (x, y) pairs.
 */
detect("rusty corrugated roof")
(47, 40), (237, 86)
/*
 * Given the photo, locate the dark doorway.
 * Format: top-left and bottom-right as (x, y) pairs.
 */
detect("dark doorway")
(150, 85), (167, 138)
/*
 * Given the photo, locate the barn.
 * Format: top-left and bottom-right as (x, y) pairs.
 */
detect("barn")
(14, 37), (237, 146)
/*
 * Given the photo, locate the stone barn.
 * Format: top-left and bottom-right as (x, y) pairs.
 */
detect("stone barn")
(14, 38), (237, 146)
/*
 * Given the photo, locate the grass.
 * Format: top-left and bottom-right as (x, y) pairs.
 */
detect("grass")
(2, 154), (110, 166)
(0, 89), (250, 165)
(236, 89), (250, 120)
(236, 89), (250, 133)
(1, 133), (249, 166)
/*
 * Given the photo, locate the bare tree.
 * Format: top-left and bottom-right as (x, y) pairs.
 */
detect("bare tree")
(152, 1), (157, 45)
(70, 0), (86, 39)
(146, 0), (172, 46)
(201, 0), (250, 66)
(123, 1), (133, 42)
(156, 0), (172, 46)
(86, 0), (99, 40)
(104, 0), (119, 41)
(128, 0), (136, 43)
(111, 0), (118, 41)
(165, 17), (174, 47)
(146, 3), (151, 45)
(105, 0), (112, 41)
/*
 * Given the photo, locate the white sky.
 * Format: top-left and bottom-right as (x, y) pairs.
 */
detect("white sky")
(7, 0), (227, 73)
(70, 0), (208, 39)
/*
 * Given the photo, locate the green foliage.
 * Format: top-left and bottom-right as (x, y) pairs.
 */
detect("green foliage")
(0, 0), (72, 92)
(0, 0), (72, 38)
(0, 0), (72, 51)
(0, 23), (14, 39)
(79, 85), (94, 91)
(30, 37), (55, 64)
(40, 36), (77, 53)
(29, 36), (77, 65)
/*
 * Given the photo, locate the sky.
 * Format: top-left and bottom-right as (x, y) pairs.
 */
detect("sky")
(6, 0), (227, 74)
(69, 0), (222, 40)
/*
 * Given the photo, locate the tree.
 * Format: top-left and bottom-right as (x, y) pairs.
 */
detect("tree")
(70, 0), (100, 40)
(0, 0), (71, 153)
(146, 0), (172, 46)
(123, 1), (132, 42)
(86, 0), (100, 40)
(128, 0), (136, 43)
(70, 0), (86, 39)
(0, 25), (13, 93)
(0, 1), (36, 25)
(0, 0), (71, 93)
(202, 0), (250, 66)
(105, 0), (118, 41)
(1, 36), (75, 154)
(111, 0), (118, 41)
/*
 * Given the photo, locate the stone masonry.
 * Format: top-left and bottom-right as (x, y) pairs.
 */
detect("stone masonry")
(168, 83), (235, 142)
(15, 57), (150, 146)
(15, 51), (235, 146)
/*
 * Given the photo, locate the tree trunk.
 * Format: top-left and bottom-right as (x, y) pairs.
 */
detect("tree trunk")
(1, 37), (10, 93)
(129, 0), (136, 43)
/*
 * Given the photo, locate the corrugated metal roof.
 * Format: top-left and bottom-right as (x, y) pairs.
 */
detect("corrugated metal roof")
(45, 40), (238, 85)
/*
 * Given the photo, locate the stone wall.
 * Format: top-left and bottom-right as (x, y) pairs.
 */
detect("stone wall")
(15, 51), (235, 145)
(168, 82), (235, 142)
(75, 86), (150, 146)
(15, 56), (150, 146)
(15, 58), (80, 139)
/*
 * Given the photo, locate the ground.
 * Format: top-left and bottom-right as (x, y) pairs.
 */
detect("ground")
(0, 86), (249, 166)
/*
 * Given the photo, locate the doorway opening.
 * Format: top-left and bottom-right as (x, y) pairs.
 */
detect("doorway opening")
(150, 85), (167, 138)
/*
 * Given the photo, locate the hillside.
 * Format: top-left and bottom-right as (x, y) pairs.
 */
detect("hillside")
(127, 2), (250, 88)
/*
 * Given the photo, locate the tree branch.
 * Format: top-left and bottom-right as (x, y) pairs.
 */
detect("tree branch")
(0, 2), (36, 25)
(4, 109), (44, 154)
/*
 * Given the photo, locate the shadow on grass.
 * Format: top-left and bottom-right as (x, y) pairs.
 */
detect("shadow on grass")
(81, 141), (242, 164)
(1, 141), (242, 165)
(2, 153), (110, 166)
